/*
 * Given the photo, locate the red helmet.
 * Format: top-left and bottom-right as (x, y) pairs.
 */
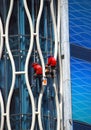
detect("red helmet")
(32, 63), (42, 75)
(48, 56), (57, 67)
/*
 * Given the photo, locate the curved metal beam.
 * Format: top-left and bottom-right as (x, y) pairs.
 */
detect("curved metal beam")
(24, 0), (36, 130)
(50, 0), (58, 59)
(5, 0), (16, 130)
(36, 0), (45, 78)
(53, 78), (60, 130)
(36, 1), (45, 130)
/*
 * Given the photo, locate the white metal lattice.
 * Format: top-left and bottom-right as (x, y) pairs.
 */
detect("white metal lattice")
(0, 0), (72, 130)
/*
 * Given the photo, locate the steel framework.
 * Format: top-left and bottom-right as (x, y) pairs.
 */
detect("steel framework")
(0, 0), (72, 130)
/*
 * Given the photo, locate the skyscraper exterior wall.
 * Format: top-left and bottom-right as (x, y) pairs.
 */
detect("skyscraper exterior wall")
(69, 0), (91, 129)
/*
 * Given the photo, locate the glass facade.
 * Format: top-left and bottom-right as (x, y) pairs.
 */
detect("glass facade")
(1, 0), (91, 130)
(69, 0), (91, 126)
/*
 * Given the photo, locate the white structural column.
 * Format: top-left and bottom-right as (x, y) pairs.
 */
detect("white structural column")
(60, 0), (73, 130)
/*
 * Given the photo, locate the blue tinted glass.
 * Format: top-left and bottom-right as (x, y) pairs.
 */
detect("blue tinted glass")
(69, 0), (91, 125)
(71, 57), (91, 124)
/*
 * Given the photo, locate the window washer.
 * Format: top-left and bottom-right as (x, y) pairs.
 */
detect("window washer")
(46, 56), (57, 77)
(47, 56), (57, 67)
(32, 63), (42, 77)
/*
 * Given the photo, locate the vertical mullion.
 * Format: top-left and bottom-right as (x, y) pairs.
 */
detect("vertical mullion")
(19, 0), (27, 130)
(17, 1), (22, 129)
(61, 0), (72, 130)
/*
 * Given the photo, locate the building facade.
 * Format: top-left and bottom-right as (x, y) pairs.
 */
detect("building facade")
(0, 0), (72, 130)
(1, 0), (91, 130)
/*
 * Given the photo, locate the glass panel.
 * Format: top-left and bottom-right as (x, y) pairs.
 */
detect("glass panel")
(69, 0), (91, 125)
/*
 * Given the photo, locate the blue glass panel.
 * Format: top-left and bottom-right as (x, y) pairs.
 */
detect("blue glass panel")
(69, 0), (91, 125)
(69, 0), (91, 48)
(71, 57), (91, 124)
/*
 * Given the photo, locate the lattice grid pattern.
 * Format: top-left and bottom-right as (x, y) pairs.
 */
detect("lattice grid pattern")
(0, 0), (63, 130)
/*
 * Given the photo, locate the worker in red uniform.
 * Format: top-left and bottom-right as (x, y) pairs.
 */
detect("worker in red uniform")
(32, 63), (42, 76)
(46, 56), (57, 78)
(47, 56), (57, 67)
